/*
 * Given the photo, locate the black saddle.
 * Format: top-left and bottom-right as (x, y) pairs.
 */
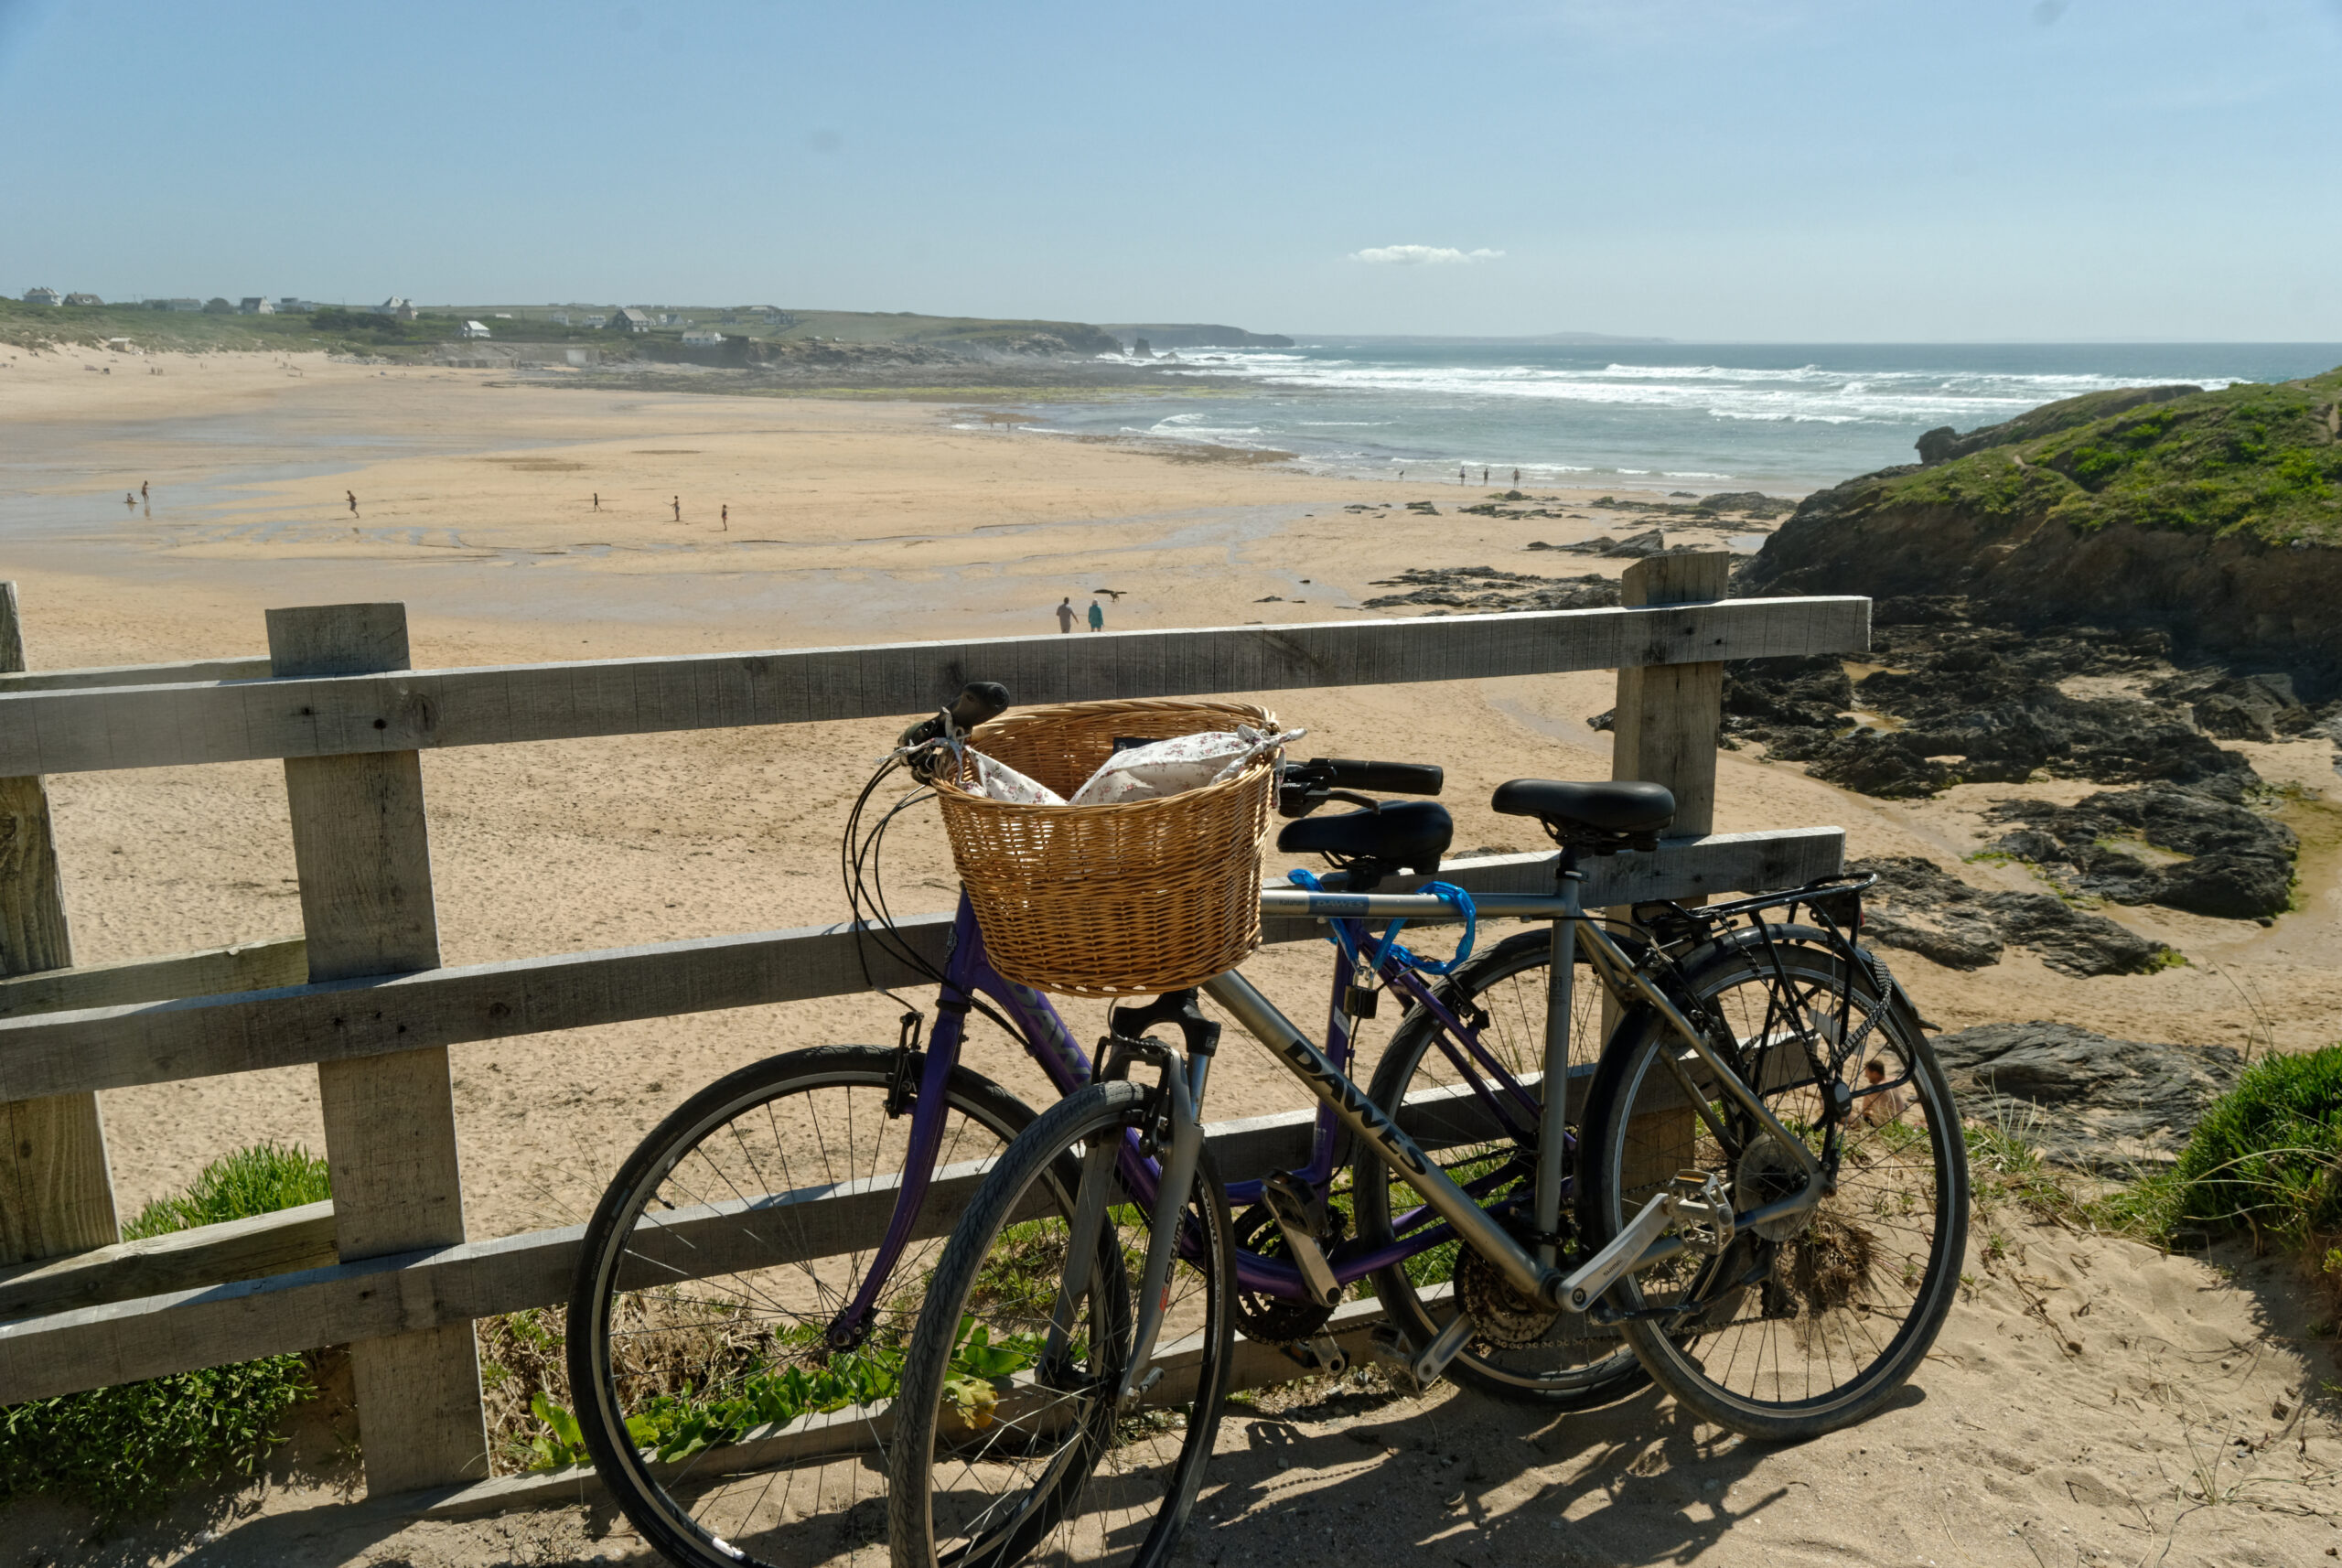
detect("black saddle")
(1492, 779), (1675, 841)
(1276, 800), (1453, 874)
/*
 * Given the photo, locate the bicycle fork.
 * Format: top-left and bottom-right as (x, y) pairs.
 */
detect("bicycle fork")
(1041, 1039), (1212, 1408)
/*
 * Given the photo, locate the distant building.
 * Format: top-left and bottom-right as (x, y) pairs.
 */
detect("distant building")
(277, 297), (313, 313)
(63, 292), (102, 306)
(202, 297), (233, 314)
(608, 307), (651, 333)
(682, 328), (725, 347)
(238, 297), (274, 315)
(491, 312), (512, 318)
(22, 287), (59, 306)
(460, 319), (492, 339)
(583, 314), (607, 329)
(759, 307), (793, 327)
(372, 296), (418, 320)
(148, 297), (202, 312)
(548, 311), (570, 326)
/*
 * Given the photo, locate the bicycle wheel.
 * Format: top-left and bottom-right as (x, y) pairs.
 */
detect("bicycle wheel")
(891, 1080), (1235, 1568)
(1353, 928), (1650, 1407)
(567, 1044), (1039, 1568)
(1578, 929), (1968, 1441)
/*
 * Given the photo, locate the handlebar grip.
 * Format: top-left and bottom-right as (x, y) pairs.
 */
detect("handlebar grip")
(1318, 758), (1445, 796)
(945, 682), (1011, 731)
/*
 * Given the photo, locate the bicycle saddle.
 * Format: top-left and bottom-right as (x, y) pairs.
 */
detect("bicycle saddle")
(1492, 779), (1675, 835)
(1276, 800), (1453, 873)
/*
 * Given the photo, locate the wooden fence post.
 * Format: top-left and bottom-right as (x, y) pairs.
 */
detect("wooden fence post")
(0, 582), (121, 1265)
(268, 603), (489, 1493)
(1610, 553), (1731, 1194)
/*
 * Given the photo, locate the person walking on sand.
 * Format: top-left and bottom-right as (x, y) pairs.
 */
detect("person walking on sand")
(592, 492), (600, 510)
(140, 480), (149, 502)
(347, 489), (360, 518)
(1512, 468), (1520, 486)
(1087, 599), (1104, 633)
(1481, 467), (1489, 484)
(671, 496), (682, 522)
(721, 504), (728, 532)
(1056, 596), (1076, 634)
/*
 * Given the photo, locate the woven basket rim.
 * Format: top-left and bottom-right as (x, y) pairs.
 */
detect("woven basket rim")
(930, 747), (1277, 816)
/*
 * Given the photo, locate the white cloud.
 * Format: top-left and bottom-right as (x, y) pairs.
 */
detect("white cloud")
(1349, 244), (1506, 266)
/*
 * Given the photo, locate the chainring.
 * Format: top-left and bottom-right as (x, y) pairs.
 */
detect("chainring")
(1456, 1232), (1563, 1349)
(1231, 1203), (1338, 1342)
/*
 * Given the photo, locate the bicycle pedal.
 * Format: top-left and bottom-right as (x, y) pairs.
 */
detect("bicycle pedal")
(1284, 1333), (1348, 1376)
(1366, 1324), (1426, 1392)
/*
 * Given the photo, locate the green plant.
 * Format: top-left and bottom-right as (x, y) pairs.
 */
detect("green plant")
(0, 1144), (331, 1519)
(121, 1141), (330, 1239)
(2156, 1047), (2342, 1244)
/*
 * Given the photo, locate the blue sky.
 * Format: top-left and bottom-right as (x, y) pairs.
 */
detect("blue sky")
(3, 0), (2337, 340)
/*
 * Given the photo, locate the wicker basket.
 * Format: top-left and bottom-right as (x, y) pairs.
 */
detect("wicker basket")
(933, 698), (1281, 996)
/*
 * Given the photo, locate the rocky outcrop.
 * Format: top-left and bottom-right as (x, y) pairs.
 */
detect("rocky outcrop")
(1914, 383), (2202, 466)
(1102, 324), (1295, 350)
(1985, 784), (2297, 920)
(1853, 856), (2175, 977)
(1361, 566), (1619, 613)
(1935, 1023), (2243, 1165)
(1744, 370), (2342, 682)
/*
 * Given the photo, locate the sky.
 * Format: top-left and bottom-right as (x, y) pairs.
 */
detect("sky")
(3, 0), (2339, 341)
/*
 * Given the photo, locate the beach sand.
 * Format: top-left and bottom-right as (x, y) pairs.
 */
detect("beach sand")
(4, 349), (2339, 1563)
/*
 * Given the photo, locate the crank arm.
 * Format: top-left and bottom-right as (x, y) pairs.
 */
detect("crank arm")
(1552, 1172), (1733, 1314)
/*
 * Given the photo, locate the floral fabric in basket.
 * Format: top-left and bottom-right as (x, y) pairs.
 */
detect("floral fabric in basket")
(965, 725), (1304, 807)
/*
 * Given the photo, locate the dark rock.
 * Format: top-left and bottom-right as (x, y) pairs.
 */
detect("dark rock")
(1986, 783), (2296, 919)
(1852, 855), (2175, 977)
(1361, 566), (1620, 613)
(1934, 1021), (2241, 1165)
(1601, 529), (1665, 558)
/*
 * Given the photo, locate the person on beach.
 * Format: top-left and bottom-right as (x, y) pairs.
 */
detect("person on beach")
(1482, 467), (1489, 484)
(1457, 467), (1466, 484)
(124, 492), (136, 509)
(592, 492), (600, 510)
(347, 490), (359, 518)
(1088, 599), (1104, 632)
(1512, 468), (1520, 486)
(671, 496), (682, 522)
(1056, 597), (1076, 633)
(721, 504), (729, 532)
(141, 480), (149, 502)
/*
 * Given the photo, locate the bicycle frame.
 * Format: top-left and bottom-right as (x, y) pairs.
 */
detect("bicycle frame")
(824, 893), (1553, 1346)
(831, 860), (1834, 1348)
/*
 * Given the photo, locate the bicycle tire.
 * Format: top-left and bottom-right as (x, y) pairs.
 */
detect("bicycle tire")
(1354, 928), (1650, 1407)
(1577, 930), (1968, 1442)
(567, 1044), (1039, 1568)
(890, 1080), (1235, 1568)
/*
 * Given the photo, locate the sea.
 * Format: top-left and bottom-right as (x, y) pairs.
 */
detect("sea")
(1027, 341), (2342, 497)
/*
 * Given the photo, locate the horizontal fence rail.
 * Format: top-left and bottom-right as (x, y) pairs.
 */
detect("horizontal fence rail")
(0, 832), (1841, 1102)
(0, 596), (1868, 777)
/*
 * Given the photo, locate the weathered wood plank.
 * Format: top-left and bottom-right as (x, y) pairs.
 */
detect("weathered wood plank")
(0, 1200), (337, 1322)
(0, 832), (1841, 1101)
(0, 597), (1872, 778)
(0, 937), (306, 1019)
(1610, 555), (1731, 1187)
(0, 655), (273, 695)
(271, 603), (488, 1495)
(0, 1084), (1503, 1403)
(0, 582), (120, 1266)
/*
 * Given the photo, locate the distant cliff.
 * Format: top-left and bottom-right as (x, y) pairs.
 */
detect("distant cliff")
(1102, 324), (1295, 350)
(1743, 368), (2342, 686)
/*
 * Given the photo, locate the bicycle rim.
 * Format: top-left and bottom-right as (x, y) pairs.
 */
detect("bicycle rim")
(1585, 933), (1968, 1439)
(567, 1045), (1033, 1568)
(892, 1081), (1234, 1568)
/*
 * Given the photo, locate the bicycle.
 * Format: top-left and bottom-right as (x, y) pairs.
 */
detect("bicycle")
(890, 783), (1968, 1568)
(566, 688), (1648, 1568)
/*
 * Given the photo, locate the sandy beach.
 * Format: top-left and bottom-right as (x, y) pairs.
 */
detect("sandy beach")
(5, 348), (2340, 1563)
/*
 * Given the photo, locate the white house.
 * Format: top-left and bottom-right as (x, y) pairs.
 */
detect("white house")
(608, 307), (651, 333)
(548, 311), (571, 326)
(22, 287), (59, 306)
(277, 297), (313, 313)
(63, 292), (102, 306)
(460, 320), (492, 339)
(582, 314), (607, 329)
(373, 296), (418, 320)
(682, 328), (725, 347)
(238, 297), (274, 315)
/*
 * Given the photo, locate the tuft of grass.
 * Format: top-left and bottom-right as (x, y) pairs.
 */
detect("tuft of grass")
(0, 1145), (330, 1520)
(121, 1142), (330, 1240)
(2153, 1047), (2342, 1244)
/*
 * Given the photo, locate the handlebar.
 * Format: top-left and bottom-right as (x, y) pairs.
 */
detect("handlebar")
(1278, 757), (1445, 818)
(897, 682), (1012, 779)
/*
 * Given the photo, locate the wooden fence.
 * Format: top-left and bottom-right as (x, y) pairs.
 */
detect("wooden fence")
(0, 556), (1867, 1512)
